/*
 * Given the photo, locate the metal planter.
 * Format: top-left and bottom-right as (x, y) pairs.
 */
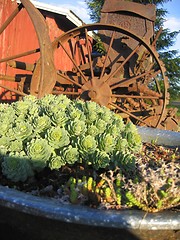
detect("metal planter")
(0, 127), (179, 240)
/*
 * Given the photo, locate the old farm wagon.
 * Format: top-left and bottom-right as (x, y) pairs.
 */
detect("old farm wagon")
(0, 0), (179, 130)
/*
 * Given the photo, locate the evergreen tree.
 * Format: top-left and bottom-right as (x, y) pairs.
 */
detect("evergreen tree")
(85, 0), (180, 100)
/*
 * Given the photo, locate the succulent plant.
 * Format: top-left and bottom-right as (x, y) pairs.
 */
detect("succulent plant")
(48, 153), (66, 170)
(67, 119), (87, 136)
(26, 138), (52, 170)
(59, 145), (79, 165)
(77, 135), (97, 157)
(97, 133), (116, 153)
(13, 121), (33, 141)
(46, 126), (70, 149)
(2, 152), (33, 182)
(32, 115), (51, 134)
(0, 94), (143, 184)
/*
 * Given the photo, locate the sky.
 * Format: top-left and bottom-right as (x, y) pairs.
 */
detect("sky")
(37, 0), (180, 52)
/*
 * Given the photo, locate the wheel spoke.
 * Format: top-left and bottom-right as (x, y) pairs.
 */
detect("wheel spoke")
(0, 74), (17, 82)
(57, 72), (83, 88)
(104, 44), (141, 84)
(0, 4), (23, 34)
(109, 102), (152, 127)
(99, 30), (115, 79)
(0, 83), (27, 97)
(58, 41), (88, 82)
(110, 69), (155, 89)
(111, 94), (160, 100)
(52, 90), (80, 96)
(0, 49), (40, 63)
(85, 28), (94, 81)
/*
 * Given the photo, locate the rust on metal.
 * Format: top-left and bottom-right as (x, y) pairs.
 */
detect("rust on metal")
(19, 0), (57, 98)
(101, 0), (156, 21)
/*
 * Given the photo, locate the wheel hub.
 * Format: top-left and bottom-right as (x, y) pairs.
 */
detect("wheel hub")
(81, 78), (112, 106)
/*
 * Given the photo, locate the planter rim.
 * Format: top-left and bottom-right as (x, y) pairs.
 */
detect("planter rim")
(0, 127), (179, 230)
(0, 185), (179, 230)
(137, 126), (180, 147)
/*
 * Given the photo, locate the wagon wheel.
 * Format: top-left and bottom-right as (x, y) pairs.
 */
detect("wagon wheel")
(48, 23), (170, 129)
(0, 0), (56, 101)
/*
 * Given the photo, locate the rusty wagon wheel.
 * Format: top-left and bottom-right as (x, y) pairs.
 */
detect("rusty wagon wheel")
(47, 23), (170, 129)
(0, 0), (56, 101)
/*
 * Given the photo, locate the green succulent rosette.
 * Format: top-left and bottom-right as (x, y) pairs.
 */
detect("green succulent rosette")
(84, 100), (98, 112)
(0, 103), (8, 112)
(12, 100), (29, 115)
(51, 111), (68, 127)
(115, 137), (129, 152)
(46, 126), (70, 149)
(43, 104), (61, 117)
(27, 103), (40, 118)
(67, 119), (87, 136)
(2, 152), (34, 182)
(55, 94), (71, 109)
(0, 107), (15, 136)
(22, 95), (37, 103)
(97, 133), (116, 153)
(112, 115), (125, 132)
(94, 119), (107, 134)
(86, 124), (99, 137)
(67, 105), (85, 121)
(48, 153), (66, 170)
(83, 101), (99, 123)
(9, 139), (23, 153)
(112, 151), (136, 170)
(59, 145), (79, 165)
(39, 94), (57, 107)
(5, 128), (16, 141)
(32, 115), (51, 134)
(42, 94), (70, 117)
(123, 122), (142, 152)
(106, 123), (121, 137)
(0, 120), (13, 136)
(0, 136), (10, 156)
(90, 150), (110, 170)
(26, 138), (52, 170)
(85, 111), (98, 124)
(99, 106), (113, 123)
(13, 121), (33, 141)
(77, 135), (97, 157)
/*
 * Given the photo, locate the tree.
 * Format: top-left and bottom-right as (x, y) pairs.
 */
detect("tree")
(85, 0), (180, 100)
